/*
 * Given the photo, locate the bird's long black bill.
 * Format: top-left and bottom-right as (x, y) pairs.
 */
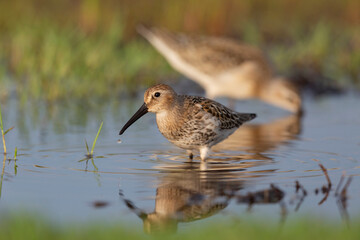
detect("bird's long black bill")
(119, 103), (148, 135)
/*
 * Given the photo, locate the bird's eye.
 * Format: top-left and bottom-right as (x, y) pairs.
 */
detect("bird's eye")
(154, 92), (161, 97)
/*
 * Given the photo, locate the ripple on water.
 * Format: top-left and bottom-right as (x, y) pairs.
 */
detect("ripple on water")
(0, 94), (359, 231)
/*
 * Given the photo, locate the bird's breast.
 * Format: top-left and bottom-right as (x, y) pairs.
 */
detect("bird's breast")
(156, 111), (185, 141)
(156, 109), (222, 149)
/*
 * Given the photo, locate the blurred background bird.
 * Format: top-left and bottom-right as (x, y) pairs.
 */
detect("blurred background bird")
(138, 25), (303, 114)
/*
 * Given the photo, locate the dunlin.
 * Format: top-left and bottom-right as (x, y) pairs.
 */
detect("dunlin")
(137, 26), (302, 114)
(119, 84), (256, 161)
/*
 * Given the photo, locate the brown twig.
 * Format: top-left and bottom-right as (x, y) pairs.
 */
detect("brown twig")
(337, 176), (352, 226)
(295, 180), (300, 193)
(318, 187), (330, 205)
(294, 180), (307, 211)
(295, 180), (307, 196)
(318, 163), (332, 205)
(340, 176), (352, 202)
(335, 172), (345, 196)
(319, 163), (332, 188)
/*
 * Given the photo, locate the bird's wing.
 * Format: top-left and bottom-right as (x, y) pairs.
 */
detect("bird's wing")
(187, 96), (256, 129)
(179, 36), (270, 75)
(137, 25), (272, 76)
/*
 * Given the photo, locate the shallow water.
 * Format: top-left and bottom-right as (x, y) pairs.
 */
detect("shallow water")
(0, 92), (359, 233)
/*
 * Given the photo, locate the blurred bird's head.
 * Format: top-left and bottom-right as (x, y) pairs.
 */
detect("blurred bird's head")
(263, 77), (302, 114)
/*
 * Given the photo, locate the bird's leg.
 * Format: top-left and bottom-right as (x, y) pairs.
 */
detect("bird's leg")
(200, 147), (209, 162)
(187, 150), (194, 161)
(200, 161), (208, 171)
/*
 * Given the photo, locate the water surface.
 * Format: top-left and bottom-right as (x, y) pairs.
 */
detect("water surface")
(0, 92), (359, 233)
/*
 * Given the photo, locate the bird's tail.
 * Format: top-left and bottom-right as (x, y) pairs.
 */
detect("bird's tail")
(238, 113), (257, 123)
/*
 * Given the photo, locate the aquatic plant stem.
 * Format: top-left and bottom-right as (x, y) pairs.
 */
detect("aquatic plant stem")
(1, 133), (5, 155)
(14, 147), (17, 160)
(0, 154), (6, 199)
(84, 139), (90, 156)
(0, 104), (6, 154)
(80, 121), (104, 161)
(0, 104), (15, 155)
(14, 147), (18, 175)
(91, 121), (103, 155)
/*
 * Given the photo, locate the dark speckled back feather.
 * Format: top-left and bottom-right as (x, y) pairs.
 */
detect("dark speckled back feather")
(122, 83), (257, 160)
(184, 96), (256, 129)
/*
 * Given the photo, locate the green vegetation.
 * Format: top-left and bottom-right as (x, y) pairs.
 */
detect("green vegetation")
(13, 147), (18, 175)
(0, 214), (359, 240)
(0, 104), (15, 154)
(80, 121), (103, 161)
(0, 0), (359, 102)
(0, 154), (5, 199)
(0, 21), (170, 102)
(0, 104), (5, 154)
(79, 121), (103, 172)
(13, 147), (17, 161)
(90, 121), (103, 157)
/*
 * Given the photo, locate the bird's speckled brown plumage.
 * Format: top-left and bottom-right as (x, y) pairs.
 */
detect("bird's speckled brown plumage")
(137, 25), (302, 114)
(120, 84), (256, 161)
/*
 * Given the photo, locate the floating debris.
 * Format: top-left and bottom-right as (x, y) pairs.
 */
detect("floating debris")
(91, 200), (110, 208)
(117, 139), (122, 144)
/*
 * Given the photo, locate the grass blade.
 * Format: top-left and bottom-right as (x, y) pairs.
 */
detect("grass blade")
(84, 139), (90, 155)
(14, 147), (18, 160)
(78, 157), (89, 162)
(0, 104), (6, 154)
(14, 147), (18, 175)
(91, 158), (98, 171)
(0, 104), (3, 131)
(91, 121), (103, 155)
(4, 126), (14, 135)
(0, 155), (5, 198)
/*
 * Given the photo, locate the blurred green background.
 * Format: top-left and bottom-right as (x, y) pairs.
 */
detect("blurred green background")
(0, 0), (359, 102)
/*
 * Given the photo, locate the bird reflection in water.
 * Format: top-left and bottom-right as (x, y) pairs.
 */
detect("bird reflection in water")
(120, 166), (285, 234)
(213, 113), (301, 160)
(120, 168), (244, 234)
(119, 114), (301, 234)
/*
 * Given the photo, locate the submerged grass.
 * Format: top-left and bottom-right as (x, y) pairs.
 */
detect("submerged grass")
(0, 154), (5, 199)
(13, 147), (17, 161)
(91, 121), (103, 156)
(0, 214), (359, 240)
(0, 104), (5, 154)
(80, 121), (103, 163)
(13, 147), (18, 175)
(0, 104), (15, 154)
